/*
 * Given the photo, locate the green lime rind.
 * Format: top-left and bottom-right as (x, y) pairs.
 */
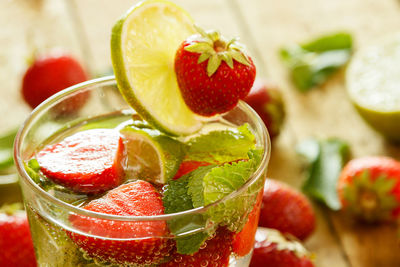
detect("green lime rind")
(352, 102), (400, 142)
(120, 125), (185, 184)
(111, 0), (202, 136)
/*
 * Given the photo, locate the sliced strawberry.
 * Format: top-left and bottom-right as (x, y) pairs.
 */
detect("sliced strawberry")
(0, 204), (37, 267)
(232, 189), (263, 256)
(173, 160), (212, 180)
(36, 129), (124, 194)
(162, 227), (233, 267)
(68, 180), (172, 265)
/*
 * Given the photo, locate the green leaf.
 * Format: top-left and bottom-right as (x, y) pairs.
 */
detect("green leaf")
(187, 152), (263, 232)
(280, 32), (353, 91)
(185, 42), (214, 54)
(207, 54), (222, 76)
(301, 32), (353, 52)
(297, 138), (350, 210)
(0, 129), (18, 170)
(197, 52), (211, 64)
(162, 148), (264, 253)
(220, 52), (234, 69)
(186, 123), (255, 163)
(187, 165), (216, 207)
(231, 50), (251, 66)
(162, 173), (210, 255)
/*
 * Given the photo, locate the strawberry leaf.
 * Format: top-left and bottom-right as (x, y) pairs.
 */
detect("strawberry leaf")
(186, 123), (255, 163)
(297, 138), (350, 210)
(207, 54), (222, 76)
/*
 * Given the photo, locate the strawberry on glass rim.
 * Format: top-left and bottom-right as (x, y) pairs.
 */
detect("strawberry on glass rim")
(175, 26), (256, 116)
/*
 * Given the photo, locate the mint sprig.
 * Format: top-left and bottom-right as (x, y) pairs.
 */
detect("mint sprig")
(163, 148), (265, 255)
(280, 32), (352, 91)
(203, 157), (263, 232)
(186, 123), (255, 163)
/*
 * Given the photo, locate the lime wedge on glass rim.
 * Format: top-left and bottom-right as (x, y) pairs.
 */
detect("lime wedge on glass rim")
(120, 126), (185, 184)
(111, 0), (202, 136)
(346, 34), (400, 142)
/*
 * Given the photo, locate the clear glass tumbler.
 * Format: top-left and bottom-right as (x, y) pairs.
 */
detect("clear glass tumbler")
(14, 76), (270, 267)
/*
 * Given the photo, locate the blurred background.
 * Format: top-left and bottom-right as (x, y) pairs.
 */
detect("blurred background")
(2, 0), (400, 266)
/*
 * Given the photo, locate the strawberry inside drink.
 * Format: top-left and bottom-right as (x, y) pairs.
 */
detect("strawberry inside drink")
(15, 1), (269, 267)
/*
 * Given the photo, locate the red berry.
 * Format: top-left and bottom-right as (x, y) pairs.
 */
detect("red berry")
(173, 160), (212, 180)
(21, 53), (89, 114)
(36, 129), (125, 194)
(162, 227), (233, 267)
(232, 189), (263, 256)
(244, 79), (285, 140)
(68, 180), (172, 265)
(338, 156), (400, 222)
(250, 227), (314, 267)
(175, 28), (256, 116)
(259, 179), (316, 240)
(0, 205), (37, 267)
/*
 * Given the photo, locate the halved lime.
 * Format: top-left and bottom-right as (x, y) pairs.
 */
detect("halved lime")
(111, 0), (202, 136)
(346, 34), (400, 142)
(120, 126), (185, 184)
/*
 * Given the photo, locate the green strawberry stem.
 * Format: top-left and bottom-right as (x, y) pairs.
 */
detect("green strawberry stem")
(343, 170), (399, 222)
(185, 25), (251, 76)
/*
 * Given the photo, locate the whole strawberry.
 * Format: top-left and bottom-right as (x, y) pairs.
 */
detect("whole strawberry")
(337, 156), (400, 222)
(259, 179), (316, 240)
(250, 227), (314, 267)
(21, 52), (88, 114)
(68, 180), (172, 265)
(0, 203), (37, 267)
(244, 79), (285, 140)
(175, 26), (256, 116)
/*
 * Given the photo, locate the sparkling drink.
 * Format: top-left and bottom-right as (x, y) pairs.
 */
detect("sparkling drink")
(14, 77), (269, 266)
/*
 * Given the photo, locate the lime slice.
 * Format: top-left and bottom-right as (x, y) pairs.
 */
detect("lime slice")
(346, 34), (400, 142)
(111, 0), (202, 136)
(120, 126), (185, 184)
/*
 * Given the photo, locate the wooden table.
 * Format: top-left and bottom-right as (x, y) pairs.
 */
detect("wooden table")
(2, 0), (400, 266)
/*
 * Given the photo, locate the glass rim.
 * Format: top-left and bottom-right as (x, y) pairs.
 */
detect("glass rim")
(14, 76), (271, 222)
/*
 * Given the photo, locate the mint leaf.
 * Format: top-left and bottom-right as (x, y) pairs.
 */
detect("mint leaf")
(162, 173), (210, 255)
(203, 159), (262, 232)
(186, 123), (255, 163)
(163, 175), (193, 214)
(0, 129), (17, 170)
(24, 159), (41, 184)
(187, 165), (216, 207)
(162, 148), (265, 254)
(187, 152), (264, 232)
(297, 138), (350, 210)
(280, 32), (352, 91)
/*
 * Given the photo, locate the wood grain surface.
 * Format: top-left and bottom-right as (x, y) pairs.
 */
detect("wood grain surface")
(2, 0), (400, 266)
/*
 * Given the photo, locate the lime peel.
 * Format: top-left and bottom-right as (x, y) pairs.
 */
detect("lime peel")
(346, 34), (400, 141)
